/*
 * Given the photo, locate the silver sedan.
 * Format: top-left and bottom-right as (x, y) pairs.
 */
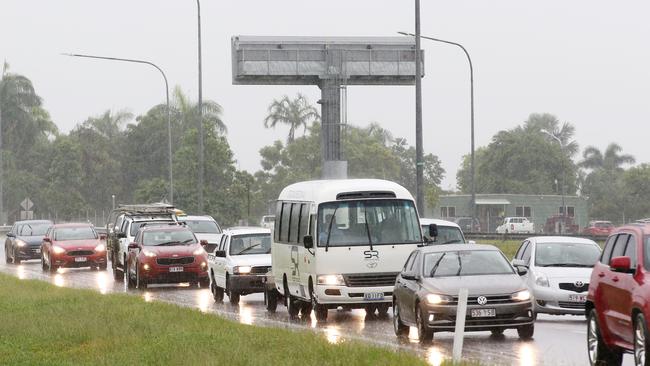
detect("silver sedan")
(512, 236), (601, 316)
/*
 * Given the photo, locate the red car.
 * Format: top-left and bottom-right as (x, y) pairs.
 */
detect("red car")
(41, 223), (107, 272)
(585, 223), (650, 366)
(583, 220), (615, 236)
(125, 225), (209, 289)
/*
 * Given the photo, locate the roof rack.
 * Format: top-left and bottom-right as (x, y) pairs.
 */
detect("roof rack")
(112, 203), (177, 216)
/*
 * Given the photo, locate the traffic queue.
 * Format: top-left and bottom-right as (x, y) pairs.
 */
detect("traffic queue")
(5, 178), (645, 366)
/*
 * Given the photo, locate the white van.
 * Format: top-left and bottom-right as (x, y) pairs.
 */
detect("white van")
(266, 179), (427, 321)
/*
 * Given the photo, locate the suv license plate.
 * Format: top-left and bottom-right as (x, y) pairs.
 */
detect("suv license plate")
(169, 267), (184, 273)
(364, 292), (384, 301)
(470, 308), (496, 318)
(568, 294), (586, 303)
(74, 257), (87, 262)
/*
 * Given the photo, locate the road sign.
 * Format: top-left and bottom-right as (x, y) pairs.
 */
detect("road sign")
(20, 210), (33, 220)
(20, 198), (33, 211)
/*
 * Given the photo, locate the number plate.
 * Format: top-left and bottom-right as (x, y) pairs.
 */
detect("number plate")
(169, 266), (184, 273)
(34, 248), (41, 253)
(363, 292), (384, 301)
(74, 257), (87, 262)
(568, 294), (587, 303)
(470, 308), (496, 318)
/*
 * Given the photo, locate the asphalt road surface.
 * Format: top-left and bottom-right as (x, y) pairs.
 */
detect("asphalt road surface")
(0, 248), (634, 365)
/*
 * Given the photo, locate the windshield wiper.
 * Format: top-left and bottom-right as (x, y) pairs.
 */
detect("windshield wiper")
(325, 207), (338, 253)
(455, 254), (463, 276)
(156, 241), (182, 246)
(237, 243), (262, 255)
(444, 239), (462, 244)
(363, 206), (373, 251)
(429, 253), (447, 277)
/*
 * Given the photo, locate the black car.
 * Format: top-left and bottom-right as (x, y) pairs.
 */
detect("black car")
(392, 244), (534, 342)
(4, 220), (53, 264)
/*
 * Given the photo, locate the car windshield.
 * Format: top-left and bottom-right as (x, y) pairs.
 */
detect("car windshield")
(142, 230), (197, 246)
(130, 221), (173, 237)
(19, 223), (51, 236)
(55, 227), (97, 241)
(424, 250), (514, 277)
(317, 199), (421, 247)
(229, 234), (272, 255)
(534, 242), (601, 267)
(421, 225), (465, 244)
(181, 220), (221, 234)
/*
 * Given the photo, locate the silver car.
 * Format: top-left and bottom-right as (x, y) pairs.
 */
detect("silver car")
(513, 236), (601, 316)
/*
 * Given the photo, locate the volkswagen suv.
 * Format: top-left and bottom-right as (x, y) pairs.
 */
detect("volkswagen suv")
(586, 223), (650, 366)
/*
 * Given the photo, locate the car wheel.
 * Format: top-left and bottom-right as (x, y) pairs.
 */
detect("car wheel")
(199, 277), (210, 288)
(264, 289), (278, 312)
(136, 263), (147, 290)
(13, 249), (21, 264)
(310, 284), (327, 321)
(48, 254), (58, 273)
(229, 291), (240, 305)
(365, 304), (378, 318)
(377, 304), (390, 318)
(393, 302), (409, 337)
(416, 304), (433, 342)
(5, 246), (10, 264)
(517, 324), (534, 340)
(634, 313), (649, 366)
(491, 328), (505, 336)
(41, 255), (47, 272)
(587, 309), (622, 366)
(211, 279), (224, 303)
(284, 281), (299, 318)
(99, 261), (107, 271)
(300, 300), (313, 318)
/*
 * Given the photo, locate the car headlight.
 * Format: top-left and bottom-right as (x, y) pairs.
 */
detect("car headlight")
(200, 261), (207, 269)
(425, 294), (453, 305)
(511, 290), (532, 302)
(95, 244), (106, 252)
(234, 266), (252, 275)
(16, 240), (27, 247)
(193, 248), (206, 256)
(52, 246), (66, 255)
(142, 250), (157, 258)
(317, 274), (345, 286)
(535, 274), (550, 287)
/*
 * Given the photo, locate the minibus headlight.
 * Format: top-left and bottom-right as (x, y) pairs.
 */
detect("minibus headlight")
(234, 266), (252, 275)
(317, 274), (345, 286)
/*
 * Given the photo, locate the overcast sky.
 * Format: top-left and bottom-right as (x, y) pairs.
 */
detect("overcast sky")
(2, 0), (649, 189)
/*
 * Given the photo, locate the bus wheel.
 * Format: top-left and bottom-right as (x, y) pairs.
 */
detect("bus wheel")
(265, 289), (278, 312)
(284, 281), (299, 318)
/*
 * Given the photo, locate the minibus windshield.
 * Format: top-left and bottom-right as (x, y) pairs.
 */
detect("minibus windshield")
(317, 199), (422, 247)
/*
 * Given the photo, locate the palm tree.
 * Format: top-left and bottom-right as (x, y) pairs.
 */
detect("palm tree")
(580, 143), (635, 172)
(524, 113), (578, 156)
(82, 109), (133, 141)
(173, 86), (226, 135)
(264, 93), (320, 143)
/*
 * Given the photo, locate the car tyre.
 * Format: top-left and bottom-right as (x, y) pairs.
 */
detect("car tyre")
(41, 255), (47, 271)
(13, 249), (21, 264)
(264, 289), (278, 312)
(211, 280), (224, 303)
(48, 254), (58, 273)
(416, 304), (433, 342)
(199, 277), (210, 288)
(112, 253), (123, 281)
(229, 291), (240, 305)
(99, 262), (107, 271)
(136, 263), (147, 290)
(393, 302), (409, 337)
(517, 324), (534, 340)
(5, 246), (11, 264)
(126, 262), (135, 289)
(634, 313), (649, 366)
(310, 285), (327, 321)
(491, 328), (505, 336)
(377, 304), (390, 318)
(587, 309), (622, 366)
(284, 281), (300, 318)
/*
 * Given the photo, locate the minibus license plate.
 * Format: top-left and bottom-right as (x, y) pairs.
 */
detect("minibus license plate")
(470, 308), (496, 318)
(169, 267), (184, 273)
(364, 292), (384, 301)
(568, 294), (586, 303)
(74, 257), (87, 262)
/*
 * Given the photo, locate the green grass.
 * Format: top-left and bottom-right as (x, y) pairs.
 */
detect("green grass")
(478, 239), (522, 259)
(0, 273), (428, 366)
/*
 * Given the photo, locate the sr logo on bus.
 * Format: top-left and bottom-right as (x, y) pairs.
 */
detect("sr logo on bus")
(364, 250), (379, 260)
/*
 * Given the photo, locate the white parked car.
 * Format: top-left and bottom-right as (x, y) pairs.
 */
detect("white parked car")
(207, 227), (272, 305)
(513, 236), (601, 316)
(496, 217), (534, 234)
(419, 218), (467, 244)
(177, 215), (223, 253)
(260, 215), (275, 230)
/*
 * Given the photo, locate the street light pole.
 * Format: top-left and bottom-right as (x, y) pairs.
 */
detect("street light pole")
(62, 53), (174, 204)
(541, 129), (566, 233)
(196, 0), (205, 214)
(398, 31), (476, 226)
(414, 0), (425, 212)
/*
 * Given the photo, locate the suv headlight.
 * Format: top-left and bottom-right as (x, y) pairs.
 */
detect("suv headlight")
(535, 274), (550, 287)
(425, 294), (453, 305)
(233, 266), (252, 275)
(193, 248), (206, 256)
(16, 240), (27, 247)
(95, 244), (106, 252)
(317, 274), (345, 286)
(511, 290), (532, 302)
(52, 246), (66, 255)
(142, 250), (157, 258)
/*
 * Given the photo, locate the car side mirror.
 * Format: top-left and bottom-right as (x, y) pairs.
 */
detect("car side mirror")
(516, 266), (528, 276)
(215, 250), (226, 258)
(128, 242), (139, 250)
(401, 273), (416, 281)
(512, 259), (526, 268)
(43, 237), (51, 243)
(99, 234), (107, 240)
(610, 256), (633, 273)
(429, 224), (438, 238)
(7, 232), (15, 238)
(200, 239), (208, 248)
(117, 232), (127, 239)
(303, 235), (314, 249)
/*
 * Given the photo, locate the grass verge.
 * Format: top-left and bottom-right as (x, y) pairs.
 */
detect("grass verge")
(0, 272), (427, 366)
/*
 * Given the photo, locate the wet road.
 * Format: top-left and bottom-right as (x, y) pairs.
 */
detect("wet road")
(0, 248), (634, 365)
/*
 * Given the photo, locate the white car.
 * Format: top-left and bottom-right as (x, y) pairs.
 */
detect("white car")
(420, 218), (467, 244)
(260, 215), (275, 230)
(208, 227), (272, 305)
(496, 217), (534, 234)
(177, 215), (223, 253)
(513, 236), (601, 316)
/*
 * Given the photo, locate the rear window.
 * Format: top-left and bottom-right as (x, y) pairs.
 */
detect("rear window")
(130, 221), (174, 236)
(421, 225), (465, 244)
(181, 220), (221, 234)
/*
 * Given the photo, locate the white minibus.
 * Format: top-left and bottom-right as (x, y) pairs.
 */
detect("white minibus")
(265, 179), (431, 321)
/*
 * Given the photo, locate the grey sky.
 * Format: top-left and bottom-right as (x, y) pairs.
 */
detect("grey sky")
(2, 0), (649, 190)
